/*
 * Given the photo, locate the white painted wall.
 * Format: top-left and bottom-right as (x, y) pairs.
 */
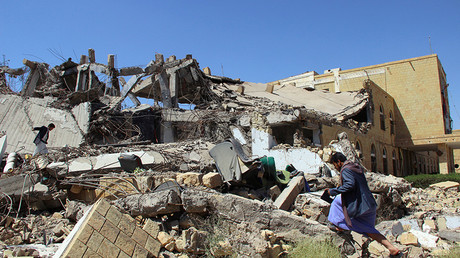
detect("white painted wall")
(251, 128), (324, 174)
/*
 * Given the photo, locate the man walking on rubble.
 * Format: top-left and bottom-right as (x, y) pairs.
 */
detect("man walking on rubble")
(32, 123), (55, 156)
(325, 152), (403, 257)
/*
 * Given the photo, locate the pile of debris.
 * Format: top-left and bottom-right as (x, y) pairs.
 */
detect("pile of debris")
(0, 133), (458, 257)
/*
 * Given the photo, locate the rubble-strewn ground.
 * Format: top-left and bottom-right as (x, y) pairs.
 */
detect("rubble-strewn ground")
(0, 141), (459, 257)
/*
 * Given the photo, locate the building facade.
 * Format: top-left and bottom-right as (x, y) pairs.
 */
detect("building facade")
(270, 54), (459, 175)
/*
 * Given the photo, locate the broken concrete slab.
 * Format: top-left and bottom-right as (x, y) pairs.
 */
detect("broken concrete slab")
(0, 94), (87, 153)
(49, 151), (165, 176)
(0, 174), (39, 201)
(113, 189), (182, 217)
(274, 176), (305, 210)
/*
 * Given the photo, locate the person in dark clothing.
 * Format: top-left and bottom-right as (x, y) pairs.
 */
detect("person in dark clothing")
(33, 123), (55, 156)
(326, 152), (402, 257)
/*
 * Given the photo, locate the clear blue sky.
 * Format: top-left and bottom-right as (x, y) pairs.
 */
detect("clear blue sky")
(2, 0), (460, 129)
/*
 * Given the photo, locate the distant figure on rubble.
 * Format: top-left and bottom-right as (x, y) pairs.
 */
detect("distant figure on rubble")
(33, 123), (55, 156)
(325, 152), (403, 257)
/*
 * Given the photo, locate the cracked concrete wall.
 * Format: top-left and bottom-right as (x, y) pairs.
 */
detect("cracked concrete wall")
(251, 128), (323, 173)
(0, 94), (87, 153)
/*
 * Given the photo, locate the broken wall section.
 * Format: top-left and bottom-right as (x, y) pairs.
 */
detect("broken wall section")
(0, 94), (89, 153)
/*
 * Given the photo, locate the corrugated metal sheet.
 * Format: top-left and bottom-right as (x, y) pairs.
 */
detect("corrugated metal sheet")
(0, 94), (90, 154)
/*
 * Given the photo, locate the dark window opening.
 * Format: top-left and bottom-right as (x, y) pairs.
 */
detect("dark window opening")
(351, 106), (369, 123)
(271, 124), (315, 146)
(380, 105), (385, 130)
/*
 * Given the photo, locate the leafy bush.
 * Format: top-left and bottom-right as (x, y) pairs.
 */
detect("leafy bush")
(404, 173), (460, 188)
(288, 238), (341, 258)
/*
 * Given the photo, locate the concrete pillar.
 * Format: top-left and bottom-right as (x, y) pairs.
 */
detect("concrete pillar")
(266, 84), (274, 93)
(107, 55), (115, 68)
(88, 49), (96, 63)
(168, 71), (178, 108)
(155, 53), (164, 64)
(80, 55), (88, 65)
(157, 72), (172, 108)
(161, 122), (174, 143)
(438, 143), (454, 174)
(333, 69), (340, 93)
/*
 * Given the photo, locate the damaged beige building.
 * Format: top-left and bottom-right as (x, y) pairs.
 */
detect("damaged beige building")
(270, 54), (459, 175)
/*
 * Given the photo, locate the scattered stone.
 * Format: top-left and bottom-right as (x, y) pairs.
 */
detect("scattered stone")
(397, 232), (418, 246)
(429, 181), (459, 190)
(202, 172), (223, 189)
(176, 172), (203, 186)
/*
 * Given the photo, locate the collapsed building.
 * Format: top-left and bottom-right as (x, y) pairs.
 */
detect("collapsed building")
(0, 50), (459, 257)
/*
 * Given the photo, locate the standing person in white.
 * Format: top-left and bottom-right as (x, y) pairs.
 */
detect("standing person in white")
(33, 123), (55, 156)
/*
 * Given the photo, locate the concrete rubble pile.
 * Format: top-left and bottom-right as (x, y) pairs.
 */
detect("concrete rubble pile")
(0, 51), (459, 257)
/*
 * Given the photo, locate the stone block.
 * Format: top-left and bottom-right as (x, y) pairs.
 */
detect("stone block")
(165, 241), (175, 251)
(391, 221), (404, 237)
(423, 219), (437, 232)
(437, 217), (447, 231)
(94, 198), (111, 216)
(115, 231), (137, 256)
(133, 244), (149, 258)
(269, 185), (281, 201)
(274, 176), (305, 210)
(106, 206), (123, 226)
(397, 232), (418, 246)
(117, 214), (136, 237)
(77, 224), (94, 244)
(368, 241), (386, 256)
(266, 84), (274, 93)
(143, 219), (161, 238)
(144, 236), (161, 257)
(96, 177), (139, 200)
(117, 251), (130, 258)
(202, 172), (223, 188)
(158, 231), (174, 246)
(64, 239), (87, 258)
(176, 172), (203, 186)
(100, 220), (120, 243)
(132, 227), (149, 247)
(83, 249), (102, 258)
(87, 211), (106, 231)
(97, 238), (121, 258)
(87, 230), (104, 252)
